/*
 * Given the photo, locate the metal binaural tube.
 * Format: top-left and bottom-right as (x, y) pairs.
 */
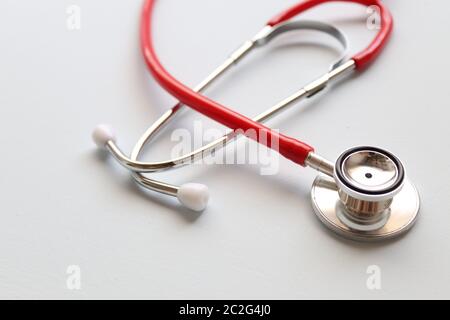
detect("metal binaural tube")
(105, 22), (354, 172)
(105, 59), (355, 174)
(99, 21), (355, 201)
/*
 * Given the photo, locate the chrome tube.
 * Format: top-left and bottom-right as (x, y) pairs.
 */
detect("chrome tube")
(101, 21), (355, 196)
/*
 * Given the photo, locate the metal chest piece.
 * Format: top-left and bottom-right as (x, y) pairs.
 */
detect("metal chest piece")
(311, 147), (420, 241)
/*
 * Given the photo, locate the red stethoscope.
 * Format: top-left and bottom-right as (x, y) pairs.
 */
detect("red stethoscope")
(93, 0), (420, 242)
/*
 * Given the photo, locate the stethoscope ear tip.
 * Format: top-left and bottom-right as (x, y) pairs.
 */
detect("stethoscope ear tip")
(177, 183), (210, 212)
(92, 124), (116, 149)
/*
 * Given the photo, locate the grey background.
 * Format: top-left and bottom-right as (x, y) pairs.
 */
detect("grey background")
(0, 0), (449, 299)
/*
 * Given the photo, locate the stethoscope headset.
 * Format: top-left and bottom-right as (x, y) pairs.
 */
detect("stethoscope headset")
(92, 0), (420, 242)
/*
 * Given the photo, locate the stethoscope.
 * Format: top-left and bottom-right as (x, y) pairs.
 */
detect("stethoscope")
(93, 0), (420, 242)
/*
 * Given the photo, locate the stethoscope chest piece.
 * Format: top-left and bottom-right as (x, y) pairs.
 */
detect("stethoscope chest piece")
(311, 147), (420, 241)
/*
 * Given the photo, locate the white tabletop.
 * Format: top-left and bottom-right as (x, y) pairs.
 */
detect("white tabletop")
(1, 0), (449, 299)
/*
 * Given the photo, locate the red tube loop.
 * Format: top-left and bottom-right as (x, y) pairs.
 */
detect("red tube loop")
(268, 0), (393, 70)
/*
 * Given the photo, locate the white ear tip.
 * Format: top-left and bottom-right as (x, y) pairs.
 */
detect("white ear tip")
(177, 183), (209, 212)
(92, 124), (116, 149)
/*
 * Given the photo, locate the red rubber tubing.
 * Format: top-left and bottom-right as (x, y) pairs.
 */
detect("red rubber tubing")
(268, 0), (393, 70)
(140, 0), (393, 166)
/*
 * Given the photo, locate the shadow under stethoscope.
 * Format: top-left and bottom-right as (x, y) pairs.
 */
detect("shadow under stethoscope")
(92, 142), (414, 250)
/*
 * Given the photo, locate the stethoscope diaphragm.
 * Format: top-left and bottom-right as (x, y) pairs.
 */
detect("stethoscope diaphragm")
(311, 147), (420, 241)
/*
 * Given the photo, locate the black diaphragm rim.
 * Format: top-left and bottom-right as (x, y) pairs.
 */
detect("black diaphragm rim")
(335, 146), (405, 196)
